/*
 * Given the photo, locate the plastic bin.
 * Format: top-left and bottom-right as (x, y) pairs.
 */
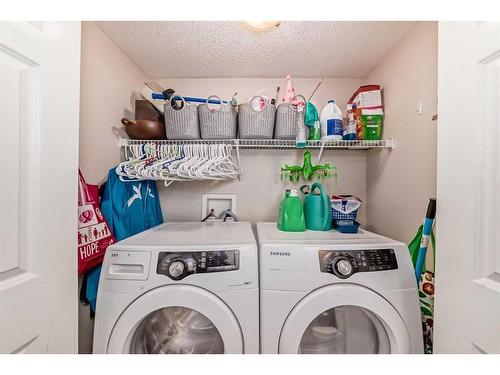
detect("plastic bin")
(238, 97), (276, 139)
(331, 195), (361, 225)
(274, 95), (307, 140)
(198, 95), (238, 139)
(333, 220), (360, 234)
(164, 97), (200, 139)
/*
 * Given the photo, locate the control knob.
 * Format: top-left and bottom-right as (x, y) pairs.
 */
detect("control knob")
(332, 255), (356, 279)
(168, 260), (186, 278)
(166, 256), (196, 280)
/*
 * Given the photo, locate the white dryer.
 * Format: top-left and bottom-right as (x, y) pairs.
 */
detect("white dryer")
(93, 222), (259, 354)
(257, 222), (423, 354)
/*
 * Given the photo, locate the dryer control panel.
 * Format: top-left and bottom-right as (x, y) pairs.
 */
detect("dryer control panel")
(157, 250), (239, 280)
(319, 249), (398, 279)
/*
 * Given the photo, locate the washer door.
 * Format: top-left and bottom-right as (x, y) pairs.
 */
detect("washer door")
(279, 284), (411, 354)
(107, 285), (243, 354)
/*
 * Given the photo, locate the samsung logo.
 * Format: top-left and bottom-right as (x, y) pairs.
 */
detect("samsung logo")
(270, 251), (290, 257)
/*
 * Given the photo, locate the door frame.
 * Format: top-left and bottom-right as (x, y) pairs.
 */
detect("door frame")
(107, 285), (244, 354)
(278, 284), (411, 354)
(434, 21), (500, 354)
(0, 21), (80, 354)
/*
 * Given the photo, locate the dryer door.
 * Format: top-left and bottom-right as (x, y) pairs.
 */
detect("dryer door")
(279, 284), (411, 354)
(107, 285), (243, 354)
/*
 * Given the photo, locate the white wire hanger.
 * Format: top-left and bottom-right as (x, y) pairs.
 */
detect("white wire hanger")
(117, 142), (241, 187)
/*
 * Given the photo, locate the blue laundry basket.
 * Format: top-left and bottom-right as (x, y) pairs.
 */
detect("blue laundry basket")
(331, 195), (361, 225)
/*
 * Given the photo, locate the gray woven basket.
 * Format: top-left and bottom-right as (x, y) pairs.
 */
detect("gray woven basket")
(238, 97), (276, 139)
(198, 95), (238, 139)
(274, 95), (307, 139)
(164, 97), (200, 140)
(275, 102), (299, 139)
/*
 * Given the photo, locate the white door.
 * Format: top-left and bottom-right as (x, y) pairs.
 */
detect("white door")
(434, 22), (500, 353)
(278, 285), (412, 354)
(107, 285), (244, 354)
(0, 22), (81, 353)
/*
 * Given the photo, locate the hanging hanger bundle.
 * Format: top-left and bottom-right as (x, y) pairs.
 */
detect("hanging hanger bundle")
(281, 150), (336, 182)
(116, 143), (241, 187)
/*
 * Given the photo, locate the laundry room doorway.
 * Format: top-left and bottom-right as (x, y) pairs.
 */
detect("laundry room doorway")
(77, 20), (438, 354)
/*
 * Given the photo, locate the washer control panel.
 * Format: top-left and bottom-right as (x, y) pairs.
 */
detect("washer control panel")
(157, 250), (239, 280)
(319, 249), (398, 279)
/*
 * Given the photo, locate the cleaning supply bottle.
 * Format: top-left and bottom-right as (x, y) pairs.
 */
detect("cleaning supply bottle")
(320, 100), (343, 140)
(277, 189), (306, 232)
(309, 119), (321, 140)
(296, 105), (307, 148)
(343, 104), (357, 141)
(301, 182), (332, 231)
(296, 120), (307, 148)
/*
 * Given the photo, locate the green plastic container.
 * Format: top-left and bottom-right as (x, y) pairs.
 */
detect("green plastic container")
(361, 114), (383, 140)
(301, 182), (332, 231)
(308, 122), (321, 141)
(277, 189), (306, 232)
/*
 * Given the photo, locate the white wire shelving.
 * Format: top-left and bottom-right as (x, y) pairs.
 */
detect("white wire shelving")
(118, 138), (394, 150)
(117, 138), (393, 185)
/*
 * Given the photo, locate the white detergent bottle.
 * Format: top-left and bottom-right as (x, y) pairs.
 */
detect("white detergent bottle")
(320, 100), (343, 140)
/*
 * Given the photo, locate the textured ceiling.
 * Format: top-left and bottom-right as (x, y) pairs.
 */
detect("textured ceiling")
(96, 21), (418, 78)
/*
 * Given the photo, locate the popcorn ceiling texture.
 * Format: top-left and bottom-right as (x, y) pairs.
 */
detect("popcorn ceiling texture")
(97, 21), (417, 78)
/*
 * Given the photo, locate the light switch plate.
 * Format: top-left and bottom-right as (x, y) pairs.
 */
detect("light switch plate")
(201, 194), (237, 221)
(417, 100), (424, 116)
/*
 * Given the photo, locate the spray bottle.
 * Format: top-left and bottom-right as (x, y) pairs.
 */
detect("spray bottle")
(296, 103), (307, 148)
(344, 104), (357, 140)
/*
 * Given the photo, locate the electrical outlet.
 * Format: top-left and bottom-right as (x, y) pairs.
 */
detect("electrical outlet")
(201, 194), (237, 221)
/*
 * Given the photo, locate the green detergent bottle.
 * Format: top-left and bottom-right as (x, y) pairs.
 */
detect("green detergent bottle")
(277, 189), (306, 232)
(301, 182), (332, 231)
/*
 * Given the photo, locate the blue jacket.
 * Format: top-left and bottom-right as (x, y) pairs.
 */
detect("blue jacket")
(100, 169), (163, 241)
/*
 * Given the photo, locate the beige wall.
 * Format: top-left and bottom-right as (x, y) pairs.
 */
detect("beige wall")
(79, 21), (148, 184)
(155, 78), (366, 224)
(365, 22), (437, 248)
(158, 148), (367, 224)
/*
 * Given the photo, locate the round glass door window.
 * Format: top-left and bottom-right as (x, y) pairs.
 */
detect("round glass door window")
(129, 306), (224, 354)
(298, 305), (391, 354)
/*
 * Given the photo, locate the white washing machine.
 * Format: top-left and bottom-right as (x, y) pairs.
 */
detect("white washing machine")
(257, 222), (423, 354)
(93, 222), (259, 354)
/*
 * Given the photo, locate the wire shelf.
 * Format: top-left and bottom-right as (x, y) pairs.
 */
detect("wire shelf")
(118, 138), (394, 150)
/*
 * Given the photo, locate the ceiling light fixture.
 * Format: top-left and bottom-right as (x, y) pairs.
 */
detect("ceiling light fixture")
(244, 21), (280, 31)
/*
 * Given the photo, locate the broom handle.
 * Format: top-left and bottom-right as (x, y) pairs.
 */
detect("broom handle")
(152, 93), (228, 104)
(415, 198), (436, 283)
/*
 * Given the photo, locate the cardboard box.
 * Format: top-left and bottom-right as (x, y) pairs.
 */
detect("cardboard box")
(348, 85), (383, 110)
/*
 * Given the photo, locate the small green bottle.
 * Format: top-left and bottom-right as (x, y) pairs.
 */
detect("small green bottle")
(308, 120), (321, 141)
(277, 189), (306, 232)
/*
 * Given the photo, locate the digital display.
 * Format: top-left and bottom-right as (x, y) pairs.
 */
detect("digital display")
(207, 251), (236, 268)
